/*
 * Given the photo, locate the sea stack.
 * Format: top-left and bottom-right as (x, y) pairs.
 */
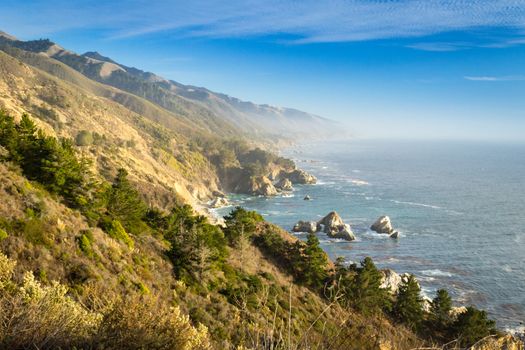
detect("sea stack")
(371, 215), (399, 238)
(317, 211), (356, 241)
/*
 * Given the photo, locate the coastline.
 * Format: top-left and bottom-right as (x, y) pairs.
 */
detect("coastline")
(209, 139), (525, 335)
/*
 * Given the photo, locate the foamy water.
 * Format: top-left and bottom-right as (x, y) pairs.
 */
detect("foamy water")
(216, 140), (525, 329)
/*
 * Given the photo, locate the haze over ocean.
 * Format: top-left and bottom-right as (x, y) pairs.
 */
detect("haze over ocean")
(216, 140), (525, 330)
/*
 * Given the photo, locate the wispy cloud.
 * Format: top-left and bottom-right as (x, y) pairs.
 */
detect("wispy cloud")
(464, 75), (525, 81)
(2, 0), (525, 45)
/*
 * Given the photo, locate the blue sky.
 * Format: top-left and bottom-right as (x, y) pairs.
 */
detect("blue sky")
(1, 0), (525, 140)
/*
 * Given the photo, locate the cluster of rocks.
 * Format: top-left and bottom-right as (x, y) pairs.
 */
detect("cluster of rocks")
(234, 168), (317, 197)
(293, 211), (356, 241)
(293, 214), (400, 242)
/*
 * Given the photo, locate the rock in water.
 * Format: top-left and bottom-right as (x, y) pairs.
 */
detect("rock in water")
(281, 169), (317, 184)
(328, 224), (356, 241)
(292, 221), (319, 233)
(209, 197), (229, 208)
(304, 195), (311, 200)
(371, 215), (398, 235)
(389, 231), (399, 239)
(275, 178), (294, 192)
(317, 211), (356, 241)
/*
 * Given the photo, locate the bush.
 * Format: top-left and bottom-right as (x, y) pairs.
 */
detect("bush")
(102, 219), (134, 249)
(77, 230), (95, 257)
(0, 253), (101, 349)
(452, 306), (497, 347)
(95, 294), (211, 350)
(75, 130), (93, 146)
(0, 229), (8, 241)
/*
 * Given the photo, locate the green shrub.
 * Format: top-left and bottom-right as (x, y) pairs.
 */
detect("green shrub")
(452, 306), (497, 347)
(0, 229), (8, 241)
(103, 219), (134, 249)
(77, 230), (95, 257)
(75, 130), (93, 146)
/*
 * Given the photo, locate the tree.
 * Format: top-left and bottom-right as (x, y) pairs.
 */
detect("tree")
(349, 257), (391, 315)
(106, 169), (147, 233)
(300, 233), (329, 289)
(393, 274), (424, 330)
(223, 207), (263, 245)
(430, 289), (452, 332)
(452, 306), (497, 347)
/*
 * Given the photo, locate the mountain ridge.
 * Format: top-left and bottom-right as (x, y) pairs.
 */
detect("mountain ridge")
(0, 30), (343, 141)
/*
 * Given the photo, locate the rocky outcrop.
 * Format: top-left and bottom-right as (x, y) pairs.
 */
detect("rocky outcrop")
(292, 221), (319, 234)
(209, 197), (229, 208)
(471, 334), (524, 350)
(318, 211), (345, 233)
(253, 176), (278, 196)
(275, 178), (294, 192)
(234, 176), (278, 196)
(371, 216), (399, 238)
(280, 169), (317, 185)
(292, 211), (355, 241)
(327, 224), (355, 240)
(380, 269), (403, 294)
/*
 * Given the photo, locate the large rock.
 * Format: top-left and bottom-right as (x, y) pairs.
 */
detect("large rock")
(380, 269), (402, 294)
(327, 224), (356, 241)
(371, 216), (398, 235)
(209, 197), (229, 208)
(318, 211), (355, 241)
(281, 169), (317, 185)
(275, 178), (294, 192)
(235, 176), (278, 196)
(292, 221), (319, 234)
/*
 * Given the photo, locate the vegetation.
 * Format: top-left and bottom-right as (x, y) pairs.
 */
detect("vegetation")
(0, 111), (506, 349)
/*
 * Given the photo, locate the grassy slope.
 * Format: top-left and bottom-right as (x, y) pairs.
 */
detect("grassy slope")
(0, 161), (423, 349)
(0, 50), (222, 208)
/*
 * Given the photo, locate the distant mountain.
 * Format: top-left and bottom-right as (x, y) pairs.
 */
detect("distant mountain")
(0, 31), (342, 141)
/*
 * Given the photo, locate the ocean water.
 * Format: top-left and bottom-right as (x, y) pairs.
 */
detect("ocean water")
(215, 140), (525, 330)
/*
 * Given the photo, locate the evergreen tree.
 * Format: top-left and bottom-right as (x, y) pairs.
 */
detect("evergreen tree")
(349, 257), (391, 315)
(452, 306), (497, 347)
(393, 274), (424, 330)
(430, 289), (453, 331)
(106, 169), (147, 233)
(301, 233), (329, 289)
(223, 207), (263, 245)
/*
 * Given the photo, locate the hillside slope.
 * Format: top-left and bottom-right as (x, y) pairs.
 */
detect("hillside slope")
(0, 31), (341, 141)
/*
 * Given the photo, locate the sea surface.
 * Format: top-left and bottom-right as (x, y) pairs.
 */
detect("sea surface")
(214, 140), (525, 330)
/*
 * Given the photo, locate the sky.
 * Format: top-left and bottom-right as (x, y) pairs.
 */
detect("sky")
(1, 0), (525, 141)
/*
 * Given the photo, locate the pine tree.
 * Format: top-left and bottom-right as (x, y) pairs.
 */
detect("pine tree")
(430, 289), (452, 331)
(452, 306), (497, 347)
(223, 206), (263, 245)
(301, 233), (329, 289)
(349, 257), (391, 315)
(393, 274), (424, 330)
(106, 169), (147, 233)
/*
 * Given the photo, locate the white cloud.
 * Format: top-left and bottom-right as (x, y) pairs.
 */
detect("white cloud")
(464, 75), (525, 81)
(3, 0), (525, 44)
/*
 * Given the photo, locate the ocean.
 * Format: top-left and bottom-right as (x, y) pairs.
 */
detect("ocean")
(214, 140), (525, 330)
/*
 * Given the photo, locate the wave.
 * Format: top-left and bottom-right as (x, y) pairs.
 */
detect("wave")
(349, 179), (370, 186)
(390, 199), (441, 209)
(420, 269), (453, 277)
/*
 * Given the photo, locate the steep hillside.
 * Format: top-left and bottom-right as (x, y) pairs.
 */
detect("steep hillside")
(0, 31), (341, 141)
(0, 49), (221, 209)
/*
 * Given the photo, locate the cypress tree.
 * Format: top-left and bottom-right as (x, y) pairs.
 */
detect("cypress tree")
(349, 257), (391, 315)
(301, 233), (329, 289)
(430, 289), (453, 331)
(452, 306), (496, 347)
(393, 274), (424, 330)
